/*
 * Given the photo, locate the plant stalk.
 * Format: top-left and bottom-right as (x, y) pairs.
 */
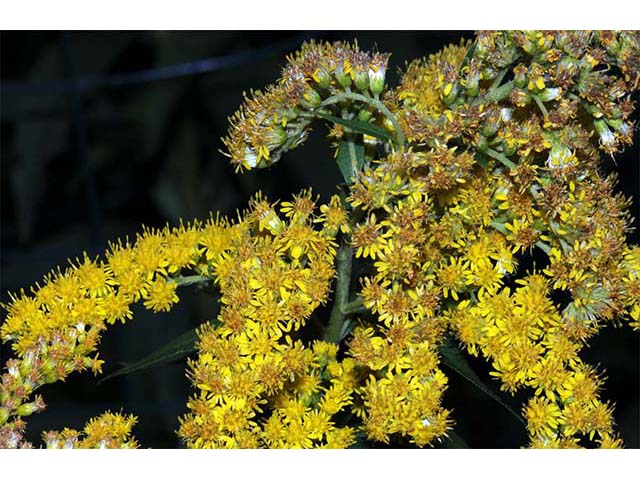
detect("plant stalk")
(324, 243), (353, 343)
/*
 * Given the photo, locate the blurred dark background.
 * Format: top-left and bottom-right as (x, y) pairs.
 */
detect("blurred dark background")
(0, 31), (638, 448)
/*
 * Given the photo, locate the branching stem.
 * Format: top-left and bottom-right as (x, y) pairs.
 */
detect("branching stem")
(485, 147), (518, 170)
(324, 243), (353, 343)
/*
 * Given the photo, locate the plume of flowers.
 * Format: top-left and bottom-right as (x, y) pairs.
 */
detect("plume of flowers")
(1, 31), (639, 449)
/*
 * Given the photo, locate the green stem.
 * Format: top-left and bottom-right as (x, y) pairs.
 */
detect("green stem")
(490, 68), (509, 91)
(324, 243), (353, 343)
(172, 275), (210, 287)
(485, 148), (518, 170)
(477, 80), (515, 105)
(341, 298), (366, 315)
(531, 94), (549, 117)
(319, 92), (406, 148)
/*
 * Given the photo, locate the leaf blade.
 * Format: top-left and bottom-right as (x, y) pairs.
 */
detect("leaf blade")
(315, 112), (394, 143)
(336, 140), (365, 184)
(439, 335), (526, 426)
(98, 328), (199, 384)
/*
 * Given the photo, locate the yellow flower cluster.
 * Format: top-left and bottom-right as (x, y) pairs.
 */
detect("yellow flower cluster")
(42, 412), (138, 449)
(2, 31), (639, 449)
(397, 39), (471, 120)
(337, 31), (639, 448)
(0, 215), (221, 446)
(447, 275), (621, 447)
(178, 191), (356, 448)
(0, 190), (340, 448)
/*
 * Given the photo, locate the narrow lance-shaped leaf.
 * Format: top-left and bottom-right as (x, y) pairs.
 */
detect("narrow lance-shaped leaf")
(98, 327), (199, 384)
(439, 335), (526, 426)
(336, 140), (365, 184)
(315, 111), (395, 143)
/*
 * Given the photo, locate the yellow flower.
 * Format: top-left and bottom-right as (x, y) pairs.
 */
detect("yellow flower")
(143, 278), (178, 313)
(524, 396), (564, 437)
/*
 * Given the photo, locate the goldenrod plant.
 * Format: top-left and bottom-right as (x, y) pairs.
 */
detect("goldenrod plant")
(1, 30), (639, 449)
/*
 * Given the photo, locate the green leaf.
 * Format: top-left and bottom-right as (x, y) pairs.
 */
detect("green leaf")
(98, 328), (199, 384)
(336, 140), (365, 184)
(439, 335), (526, 426)
(460, 39), (477, 71)
(315, 112), (394, 143)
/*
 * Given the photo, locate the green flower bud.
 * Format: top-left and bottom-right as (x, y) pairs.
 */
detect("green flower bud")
(476, 135), (489, 152)
(355, 70), (370, 92)
(465, 77), (479, 97)
(265, 126), (288, 149)
(16, 402), (40, 417)
(502, 142), (517, 157)
(481, 66), (497, 81)
(442, 83), (458, 105)
(546, 141), (576, 169)
(368, 67), (386, 96)
(521, 33), (537, 55)
(45, 369), (58, 383)
(301, 88), (322, 108)
(513, 64), (528, 89)
(538, 87), (561, 102)
(334, 64), (352, 89)
(19, 359), (32, 378)
(313, 68), (331, 89)
(482, 124), (498, 138)
(358, 109), (373, 122)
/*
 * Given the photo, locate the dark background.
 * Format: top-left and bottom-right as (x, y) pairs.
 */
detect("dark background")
(1, 31), (638, 448)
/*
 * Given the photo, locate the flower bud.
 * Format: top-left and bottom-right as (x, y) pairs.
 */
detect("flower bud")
(482, 111), (501, 138)
(19, 358), (33, 378)
(546, 141), (576, 169)
(538, 87), (561, 102)
(513, 65), (528, 88)
(358, 109), (373, 122)
(465, 75), (479, 97)
(16, 401), (43, 417)
(594, 119), (617, 150)
(482, 123), (498, 138)
(355, 70), (370, 92)
(312, 68), (331, 89)
(301, 88), (322, 109)
(265, 126), (288, 150)
(442, 83), (458, 105)
(334, 64), (352, 89)
(521, 32), (537, 55)
(502, 142), (517, 157)
(368, 66), (386, 96)
(476, 135), (489, 152)
(482, 66), (497, 81)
